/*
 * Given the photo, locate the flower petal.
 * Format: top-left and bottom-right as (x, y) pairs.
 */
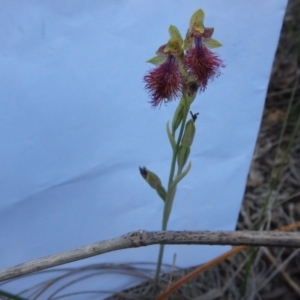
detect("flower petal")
(156, 44), (167, 55)
(204, 27), (214, 38)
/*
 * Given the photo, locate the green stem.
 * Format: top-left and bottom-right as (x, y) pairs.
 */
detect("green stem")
(154, 97), (190, 288)
(154, 244), (165, 288)
(167, 104), (190, 188)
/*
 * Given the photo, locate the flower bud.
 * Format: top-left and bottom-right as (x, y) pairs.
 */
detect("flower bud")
(156, 186), (167, 201)
(181, 119), (196, 147)
(177, 145), (190, 172)
(139, 167), (166, 201)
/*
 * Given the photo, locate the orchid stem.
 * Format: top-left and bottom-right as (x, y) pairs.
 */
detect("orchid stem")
(154, 98), (190, 288)
(168, 100), (190, 188)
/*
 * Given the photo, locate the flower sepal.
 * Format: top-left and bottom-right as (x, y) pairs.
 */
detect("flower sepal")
(169, 25), (183, 43)
(165, 25), (184, 59)
(203, 38), (222, 48)
(147, 55), (168, 66)
(189, 9), (205, 33)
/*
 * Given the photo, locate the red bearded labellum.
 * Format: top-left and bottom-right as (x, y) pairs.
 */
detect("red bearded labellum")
(144, 54), (183, 108)
(184, 36), (224, 91)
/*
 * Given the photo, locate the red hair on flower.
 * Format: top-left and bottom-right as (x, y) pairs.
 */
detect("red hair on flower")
(184, 37), (224, 91)
(144, 26), (185, 108)
(183, 9), (224, 91)
(144, 53), (182, 108)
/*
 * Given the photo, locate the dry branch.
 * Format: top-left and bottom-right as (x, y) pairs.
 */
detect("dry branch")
(0, 230), (299, 282)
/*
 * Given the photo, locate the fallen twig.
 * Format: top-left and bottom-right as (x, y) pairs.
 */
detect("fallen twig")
(1, 229), (300, 282)
(156, 221), (300, 300)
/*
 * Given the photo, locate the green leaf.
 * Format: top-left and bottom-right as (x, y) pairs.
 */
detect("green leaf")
(172, 161), (192, 187)
(166, 121), (176, 151)
(203, 38), (222, 48)
(177, 146), (190, 173)
(146, 55), (167, 65)
(169, 25), (183, 44)
(172, 102), (184, 135)
(156, 186), (167, 202)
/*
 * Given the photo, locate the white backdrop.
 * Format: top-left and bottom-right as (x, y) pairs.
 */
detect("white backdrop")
(0, 0), (287, 298)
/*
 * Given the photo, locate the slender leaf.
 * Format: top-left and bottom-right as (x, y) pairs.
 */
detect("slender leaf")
(166, 121), (176, 151)
(172, 161), (192, 187)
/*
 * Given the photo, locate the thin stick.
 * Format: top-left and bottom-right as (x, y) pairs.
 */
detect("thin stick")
(1, 229), (300, 282)
(156, 221), (300, 300)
